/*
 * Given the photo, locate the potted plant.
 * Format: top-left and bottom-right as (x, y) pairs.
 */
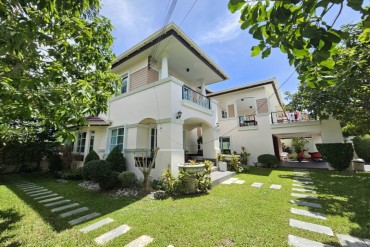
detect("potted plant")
(178, 160), (206, 193)
(217, 153), (227, 172)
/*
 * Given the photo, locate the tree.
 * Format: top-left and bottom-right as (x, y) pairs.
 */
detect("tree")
(0, 0), (118, 142)
(228, 0), (369, 87)
(134, 147), (160, 193)
(285, 24), (369, 135)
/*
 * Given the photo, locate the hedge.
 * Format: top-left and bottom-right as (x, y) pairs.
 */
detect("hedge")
(106, 146), (126, 172)
(84, 150), (100, 166)
(316, 143), (354, 171)
(257, 154), (278, 168)
(352, 135), (370, 162)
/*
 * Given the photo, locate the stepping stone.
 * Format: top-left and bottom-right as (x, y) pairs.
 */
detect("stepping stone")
(34, 193), (59, 200)
(39, 196), (64, 203)
(68, 212), (101, 225)
(337, 234), (369, 247)
(291, 193), (318, 199)
(59, 207), (89, 218)
(44, 199), (71, 207)
(270, 184), (281, 190)
(290, 200), (322, 209)
(221, 178), (239, 185)
(289, 219), (334, 236)
(21, 187), (44, 191)
(17, 184), (38, 188)
(293, 180), (314, 185)
(94, 225), (131, 245)
(125, 235), (154, 247)
(291, 208), (326, 220)
(294, 169), (307, 171)
(51, 203), (79, 213)
(251, 182), (263, 188)
(288, 234), (334, 247)
(233, 180), (245, 184)
(29, 191), (53, 197)
(80, 218), (114, 233)
(26, 189), (48, 195)
(292, 188), (316, 193)
(292, 184), (316, 188)
(293, 177), (312, 181)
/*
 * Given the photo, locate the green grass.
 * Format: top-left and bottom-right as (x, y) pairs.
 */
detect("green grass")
(0, 168), (369, 246)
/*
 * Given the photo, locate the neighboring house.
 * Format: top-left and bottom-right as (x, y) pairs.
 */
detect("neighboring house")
(73, 23), (343, 179)
(209, 78), (343, 163)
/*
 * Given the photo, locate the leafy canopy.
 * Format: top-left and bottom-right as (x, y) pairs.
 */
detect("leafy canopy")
(0, 0), (118, 142)
(228, 0), (370, 87)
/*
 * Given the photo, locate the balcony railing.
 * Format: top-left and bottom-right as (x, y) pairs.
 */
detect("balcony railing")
(270, 111), (317, 124)
(182, 86), (211, 109)
(238, 115), (257, 127)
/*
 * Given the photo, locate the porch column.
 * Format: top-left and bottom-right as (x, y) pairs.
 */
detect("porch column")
(202, 124), (220, 164)
(198, 79), (206, 95)
(160, 54), (169, 79)
(155, 121), (184, 177)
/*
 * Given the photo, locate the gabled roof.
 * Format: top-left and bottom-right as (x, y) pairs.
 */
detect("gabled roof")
(85, 116), (111, 126)
(112, 23), (228, 83)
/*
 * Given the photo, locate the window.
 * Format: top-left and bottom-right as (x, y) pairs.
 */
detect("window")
(120, 76), (128, 94)
(110, 127), (124, 151)
(150, 128), (157, 154)
(77, 132), (87, 153)
(89, 131), (95, 151)
(219, 137), (231, 154)
(221, 108), (228, 118)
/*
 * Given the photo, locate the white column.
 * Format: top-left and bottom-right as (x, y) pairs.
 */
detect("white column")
(198, 79), (206, 95)
(202, 124), (220, 163)
(161, 55), (168, 79)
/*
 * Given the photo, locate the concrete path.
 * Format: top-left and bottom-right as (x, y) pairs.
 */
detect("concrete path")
(289, 219), (334, 236)
(80, 218), (114, 233)
(124, 235), (154, 247)
(95, 225), (131, 245)
(288, 234), (334, 247)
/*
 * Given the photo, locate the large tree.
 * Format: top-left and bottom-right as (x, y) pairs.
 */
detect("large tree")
(228, 0), (369, 87)
(0, 0), (117, 141)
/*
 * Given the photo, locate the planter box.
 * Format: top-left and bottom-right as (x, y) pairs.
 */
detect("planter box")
(352, 159), (365, 171)
(218, 161), (227, 172)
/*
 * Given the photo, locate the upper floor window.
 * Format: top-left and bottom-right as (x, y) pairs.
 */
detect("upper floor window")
(76, 132), (87, 153)
(89, 131), (95, 151)
(120, 76), (128, 94)
(110, 127), (124, 151)
(221, 109), (228, 118)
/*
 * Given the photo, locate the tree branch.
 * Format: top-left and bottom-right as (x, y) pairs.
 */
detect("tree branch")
(329, 2), (343, 29)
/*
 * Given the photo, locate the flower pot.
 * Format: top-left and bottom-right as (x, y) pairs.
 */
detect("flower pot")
(178, 163), (206, 194)
(178, 163), (205, 174)
(218, 161), (227, 172)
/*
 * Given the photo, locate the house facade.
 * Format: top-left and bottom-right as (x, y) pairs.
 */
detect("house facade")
(73, 23), (343, 179)
(209, 78), (343, 163)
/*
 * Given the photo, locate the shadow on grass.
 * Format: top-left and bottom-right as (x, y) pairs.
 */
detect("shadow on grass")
(247, 167), (273, 176)
(0, 209), (22, 247)
(310, 170), (370, 239)
(4, 173), (145, 233)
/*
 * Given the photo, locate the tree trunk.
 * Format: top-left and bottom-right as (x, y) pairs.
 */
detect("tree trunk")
(143, 171), (152, 193)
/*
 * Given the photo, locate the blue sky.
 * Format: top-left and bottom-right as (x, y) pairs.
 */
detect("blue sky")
(101, 0), (361, 97)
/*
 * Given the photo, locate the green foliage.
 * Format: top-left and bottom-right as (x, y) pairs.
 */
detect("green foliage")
(99, 171), (119, 190)
(0, 0), (118, 142)
(54, 170), (83, 180)
(217, 153), (225, 162)
(292, 137), (309, 154)
(240, 147), (251, 165)
(227, 155), (243, 173)
(82, 160), (111, 182)
(257, 154), (279, 168)
(48, 154), (64, 173)
(106, 146), (126, 172)
(352, 135), (370, 162)
(161, 169), (176, 194)
(316, 143), (354, 170)
(228, 1), (370, 89)
(118, 171), (139, 188)
(84, 150), (100, 166)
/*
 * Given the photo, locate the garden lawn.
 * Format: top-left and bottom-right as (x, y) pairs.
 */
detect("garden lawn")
(0, 168), (369, 246)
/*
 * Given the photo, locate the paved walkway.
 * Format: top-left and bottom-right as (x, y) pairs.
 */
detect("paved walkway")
(9, 179), (155, 246)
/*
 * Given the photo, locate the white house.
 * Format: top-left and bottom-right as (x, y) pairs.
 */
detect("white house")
(74, 23), (343, 179)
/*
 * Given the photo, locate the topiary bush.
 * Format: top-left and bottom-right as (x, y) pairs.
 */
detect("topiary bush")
(352, 135), (370, 162)
(257, 154), (279, 168)
(106, 146), (126, 172)
(316, 143), (354, 171)
(118, 171), (139, 188)
(48, 154), (64, 173)
(84, 150), (100, 166)
(82, 160), (111, 181)
(99, 171), (120, 190)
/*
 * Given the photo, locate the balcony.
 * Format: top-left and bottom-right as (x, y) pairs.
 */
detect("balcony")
(270, 111), (318, 124)
(238, 115), (257, 127)
(182, 85), (211, 110)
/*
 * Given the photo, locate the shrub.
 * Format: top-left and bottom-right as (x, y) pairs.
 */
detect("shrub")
(161, 169), (176, 194)
(292, 137), (309, 154)
(106, 146), (126, 172)
(257, 154), (279, 168)
(82, 160), (111, 181)
(84, 150), (100, 166)
(240, 147), (250, 165)
(227, 155), (242, 172)
(55, 171), (83, 180)
(118, 171), (139, 188)
(99, 171), (120, 190)
(352, 135), (370, 162)
(316, 143), (354, 171)
(48, 154), (63, 173)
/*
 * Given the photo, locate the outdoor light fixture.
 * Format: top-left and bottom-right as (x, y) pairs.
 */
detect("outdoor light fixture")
(215, 122), (219, 128)
(176, 111), (182, 119)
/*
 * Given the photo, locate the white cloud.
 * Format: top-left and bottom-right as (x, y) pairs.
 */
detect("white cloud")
(196, 13), (241, 45)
